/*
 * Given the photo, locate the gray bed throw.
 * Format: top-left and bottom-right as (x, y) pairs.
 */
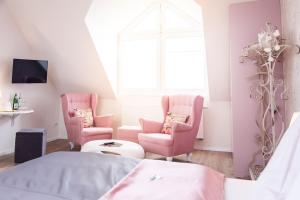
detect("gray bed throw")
(0, 152), (139, 200)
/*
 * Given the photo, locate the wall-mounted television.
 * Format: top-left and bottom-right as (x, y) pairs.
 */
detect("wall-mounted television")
(12, 58), (48, 83)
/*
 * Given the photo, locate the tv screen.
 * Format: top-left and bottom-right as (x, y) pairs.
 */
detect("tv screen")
(12, 59), (48, 83)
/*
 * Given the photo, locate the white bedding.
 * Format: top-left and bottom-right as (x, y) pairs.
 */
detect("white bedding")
(252, 115), (300, 200)
(225, 178), (256, 200)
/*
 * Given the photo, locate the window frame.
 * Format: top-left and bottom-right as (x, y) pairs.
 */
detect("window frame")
(117, 1), (209, 97)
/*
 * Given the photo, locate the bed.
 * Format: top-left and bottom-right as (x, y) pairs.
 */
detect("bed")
(1, 115), (299, 200)
(0, 151), (253, 200)
(224, 178), (255, 200)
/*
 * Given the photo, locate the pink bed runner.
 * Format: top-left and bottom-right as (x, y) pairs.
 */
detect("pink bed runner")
(100, 159), (224, 200)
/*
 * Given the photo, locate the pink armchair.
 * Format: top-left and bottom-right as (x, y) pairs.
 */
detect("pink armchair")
(138, 95), (204, 161)
(61, 93), (113, 149)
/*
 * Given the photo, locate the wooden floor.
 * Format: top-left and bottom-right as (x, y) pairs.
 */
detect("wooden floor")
(0, 139), (234, 177)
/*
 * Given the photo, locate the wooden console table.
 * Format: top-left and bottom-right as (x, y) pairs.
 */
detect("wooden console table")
(0, 109), (34, 126)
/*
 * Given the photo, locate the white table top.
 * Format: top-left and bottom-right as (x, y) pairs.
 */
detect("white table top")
(0, 109), (34, 126)
(81, 139), (145, 159)
(0, 109), (34, 116)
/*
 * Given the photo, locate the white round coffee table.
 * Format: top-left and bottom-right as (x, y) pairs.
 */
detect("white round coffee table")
(81, 139), (145, 159)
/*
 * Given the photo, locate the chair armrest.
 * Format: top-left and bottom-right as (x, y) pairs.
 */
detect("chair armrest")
(94, 114), (113, 128)
(139, 118), (163, 133)
(69, 117), (84, 126)
(171, 122), (193, 140)
(171, 122), (194, 149)
(69, 117), (84, 141)
(172, 122), (193, 133)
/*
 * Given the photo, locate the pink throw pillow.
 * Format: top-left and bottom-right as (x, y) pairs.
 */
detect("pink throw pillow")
(74, 108), (94, 128)
(161, 112), (189, 134)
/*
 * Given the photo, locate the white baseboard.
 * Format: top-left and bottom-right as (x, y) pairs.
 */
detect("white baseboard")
(195, 146), (232, 153)
(47, 136), (62, 142)
(59, 134), (68, 139)
(0, 148), (14, 157)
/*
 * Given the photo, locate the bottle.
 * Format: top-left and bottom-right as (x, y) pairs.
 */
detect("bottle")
(12, 93), (19, 110)
(18, 93), (22, 109)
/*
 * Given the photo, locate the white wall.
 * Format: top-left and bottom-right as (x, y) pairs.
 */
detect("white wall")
(5, 0), (115, 98)
(0, 1), (60, 155)
(281, 0), (300, 123)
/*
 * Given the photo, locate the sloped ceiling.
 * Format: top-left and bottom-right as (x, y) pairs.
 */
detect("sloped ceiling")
(5, 0), (115, 98)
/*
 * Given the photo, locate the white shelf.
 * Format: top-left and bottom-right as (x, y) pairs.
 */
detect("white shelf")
(0, 109), (34, 126)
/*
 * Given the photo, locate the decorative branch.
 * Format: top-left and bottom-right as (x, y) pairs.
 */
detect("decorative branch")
(241, 22), (290, 172)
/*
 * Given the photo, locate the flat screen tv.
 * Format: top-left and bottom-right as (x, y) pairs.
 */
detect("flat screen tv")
(12, 59), (48, 83)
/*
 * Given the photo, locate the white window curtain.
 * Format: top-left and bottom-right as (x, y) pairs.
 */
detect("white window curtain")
(118, 1), (209, 98)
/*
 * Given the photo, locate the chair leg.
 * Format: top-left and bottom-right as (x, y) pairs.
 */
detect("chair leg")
(186, 153), (192, 162)
(166, 157), (173, 162)
(69, 142), (75, 150)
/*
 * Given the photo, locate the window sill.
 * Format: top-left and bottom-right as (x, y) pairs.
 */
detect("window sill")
(118, 89), (209, 108)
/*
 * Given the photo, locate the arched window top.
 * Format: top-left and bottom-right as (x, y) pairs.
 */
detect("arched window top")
(120, 1), (204, 37)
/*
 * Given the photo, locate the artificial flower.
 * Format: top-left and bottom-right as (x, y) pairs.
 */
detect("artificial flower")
(273, 30), (280, 37)
(258, 33), (264, 44)
(264, 48), (272, 53)
(268, 56), (274, 62)
(274, 45), (280, 51)
(241, 23), (288, 67)
(265, 35), (272, 41)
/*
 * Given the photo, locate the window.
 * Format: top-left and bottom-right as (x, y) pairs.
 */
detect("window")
(118, 1), (208, 96)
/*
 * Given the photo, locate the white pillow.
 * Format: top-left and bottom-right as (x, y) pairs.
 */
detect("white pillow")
(253, 116), (300, 200)
(286, 173), (300, 200)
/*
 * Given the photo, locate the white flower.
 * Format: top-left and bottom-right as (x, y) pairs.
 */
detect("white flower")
(264, 48), (272, 53)
(274, 45), (280, 51)
(258, 33), (264, 43)
(273, 30), (280, 37)
(268, 56), (274, 62)
(266, 35), (272, 41)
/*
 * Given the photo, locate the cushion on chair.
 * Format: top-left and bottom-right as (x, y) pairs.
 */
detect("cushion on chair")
(161, 112), (189, 134)
(82, 127), (113, 136)
(74, 108), (94, 127)
(139, 133), (173, 146)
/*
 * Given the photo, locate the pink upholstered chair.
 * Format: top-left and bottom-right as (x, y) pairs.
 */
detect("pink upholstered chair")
(138, 95), (204, 161)
(61, 93), (113, 149)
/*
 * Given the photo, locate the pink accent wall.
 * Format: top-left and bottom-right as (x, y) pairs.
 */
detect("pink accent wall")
(230, 0), (283, 178)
